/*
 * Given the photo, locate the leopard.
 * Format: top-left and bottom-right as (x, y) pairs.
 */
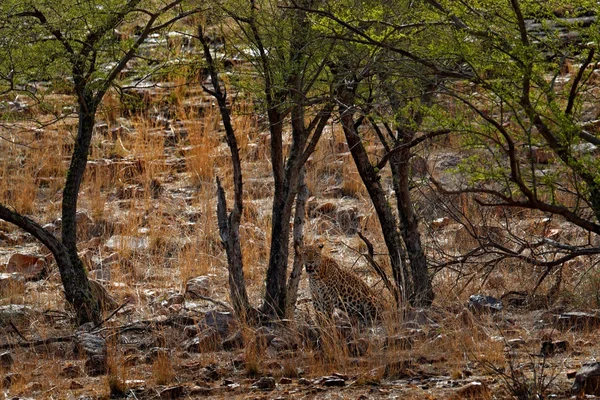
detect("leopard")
(299, 243), (385, 325)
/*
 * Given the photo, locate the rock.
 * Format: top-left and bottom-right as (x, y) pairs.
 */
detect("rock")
(184, 328), (221, 353)
(201, 311), (237, 338)
(556, 312), (600, 331)
(69, 380), (84, 390)
(335, 206), (361, 234)
(145, 347), (169, 363)
(572, 362), (600, 396)
(185, 276), (211, 298)
(75, 333), (107, 377)
(321, 377), (346, 387)
(540, 340), (569, 356)
(0, 352), (13, 370)
(222, 330), (244, 351)
(201, 364), (221, 381)
(159, 385), (185, 399)
(25, 381), (43, 392)
(430, 217), (452, 231)
(506, 338), (526, 349)
(61, 363), (82, 378)
(0, 304), (35, 323)
(0, 273), (26, 295)
(6, 253), (47, 280)
(252, 376), (276, 391)
(527, 146), (556, 164)
(2, 372), (23, 388)
(452, 381), (491, 399)
(105, 235), (150, 252)
(279, 377), (293, 384)
(468, 294), (503, 313)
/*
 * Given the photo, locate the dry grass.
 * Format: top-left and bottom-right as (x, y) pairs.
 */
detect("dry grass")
(1, 35), (600, 400)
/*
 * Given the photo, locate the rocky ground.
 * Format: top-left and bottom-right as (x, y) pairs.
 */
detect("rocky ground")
(2, 29), (600, 400)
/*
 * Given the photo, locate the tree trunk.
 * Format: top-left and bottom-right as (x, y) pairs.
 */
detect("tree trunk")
(60, 95), (101, 324)
(199, 27), (252, 322)
(216, 178), (252, 320)
(285, 167), (308, 318)
(337, 85), (410, 303)
(389, 149), (433, 306)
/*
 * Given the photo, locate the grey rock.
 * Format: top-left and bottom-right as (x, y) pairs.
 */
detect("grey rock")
(468, 294), (503, 313)
(0, 352), (13, 370)
(252, 376), (276, 391)
(572, 362), (600, 396)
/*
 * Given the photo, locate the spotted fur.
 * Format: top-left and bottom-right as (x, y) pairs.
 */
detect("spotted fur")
(300, 244), (384, 324)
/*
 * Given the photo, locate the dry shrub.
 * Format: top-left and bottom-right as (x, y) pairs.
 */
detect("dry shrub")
(152, 352), (175, 385)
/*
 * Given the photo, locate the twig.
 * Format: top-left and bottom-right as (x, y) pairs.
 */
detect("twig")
(90, 300), (131, 332)
(9, 320), (28, 342)
(0, 335), (74, 350)
(186, 295), (233, 313)
(357, 231), (400, 304)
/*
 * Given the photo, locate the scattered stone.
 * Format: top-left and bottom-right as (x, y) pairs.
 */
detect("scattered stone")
(0, 304), (35, 323)
(159, 385), (185, 399)
(252, 376), (276, 391)
(2, 372), (23, 388)
(279, 377), (293, 384)
(222, 330), (244, 351)
(0, 273), (26, 295)
(452, 381), (491, 399)
(145, 347), (169, 363)
(572, 362), (600, 396)
(321, 377), (346, 387)
(189, 386), (214, 396)
(556, 312), (600, 331)
(468, 294), (503, 313)
(61, 363), (82, 378)
(105, 235), (150, 252)
(506, 338), (526, 349)
(540, 340), (570, 356)
(25, 381), (43, 392)
(298, 377), (312, 386)
(6, 253), (47, 280)
(69, 380), (84, 390)
(200, 311), (237, 338)
(75, 333), (107, 377)
(0, 352), (13, 370)
(185, 276), (211, 298)
(184, 328), (221, 353)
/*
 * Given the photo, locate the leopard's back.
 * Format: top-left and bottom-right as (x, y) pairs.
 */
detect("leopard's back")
(307, 253), (384, 323)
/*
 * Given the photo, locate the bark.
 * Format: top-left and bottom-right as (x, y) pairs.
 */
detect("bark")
(389, 148), (434, 306)
(258, 2), (333, 318)
(216, 178), (252, 320)
(199, 26), (252, 321)
(60, 96), (101, 324)
(337, 83), (410, 303)
(285, 167), (308, 318)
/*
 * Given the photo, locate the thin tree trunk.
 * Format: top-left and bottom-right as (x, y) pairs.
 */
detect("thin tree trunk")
(285, 167), (308, 318)
(389, 150), (434, 306)
(61, 96), (101, 324)
(199, 26), (252, 322)
(337, 85), (410, 303)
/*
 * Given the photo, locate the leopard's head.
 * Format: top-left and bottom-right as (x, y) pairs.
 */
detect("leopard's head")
(300, 244), (324, 275)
